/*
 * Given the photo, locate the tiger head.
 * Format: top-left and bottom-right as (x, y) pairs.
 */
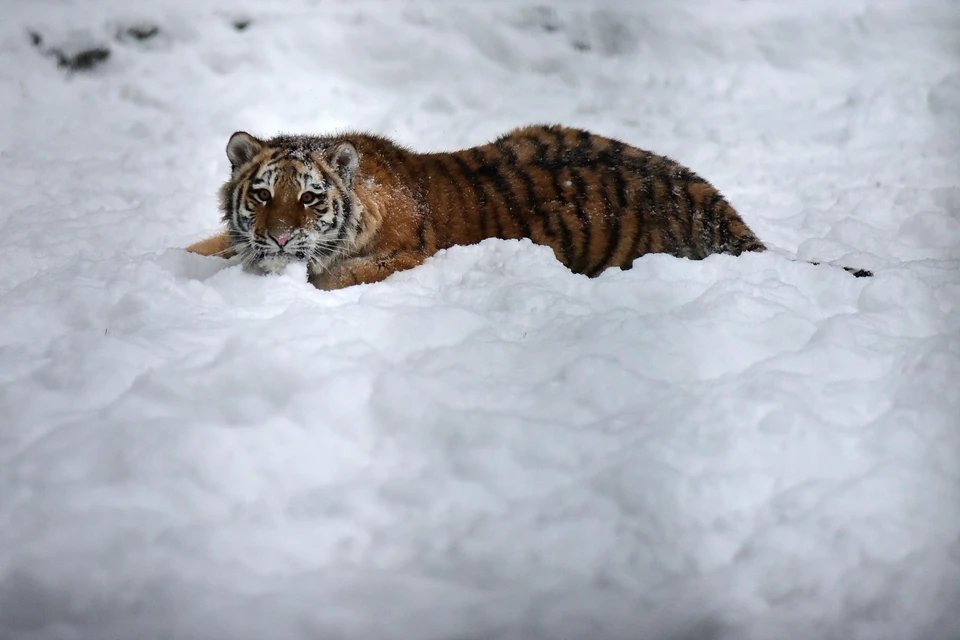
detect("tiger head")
(219, 131), (362, 274)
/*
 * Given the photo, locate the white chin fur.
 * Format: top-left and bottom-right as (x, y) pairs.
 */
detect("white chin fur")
(256, 253), (298, 274)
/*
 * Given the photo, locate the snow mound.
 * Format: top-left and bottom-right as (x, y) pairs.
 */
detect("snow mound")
(1, 1), (958, 639)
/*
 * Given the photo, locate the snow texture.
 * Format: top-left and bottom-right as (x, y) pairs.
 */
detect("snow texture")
(1, 1), (959, 639)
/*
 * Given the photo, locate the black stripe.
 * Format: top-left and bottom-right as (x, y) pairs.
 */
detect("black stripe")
(470, 147), (523, 238)
(587, 168), (623, 277)
(661, 176), (684, 252)
(544, 128), (577, 267)
(701, 191), (727, 253)
(232, 183), (245, 230)
(718, 218), (736, 254)
(605, 140), (626, 168)
(521, 133), (574, 266)
(472, 147), (529, 239)
(232, 162), (262, 227)
(336, 197), (353, 245)
(576, 129), (593, 158)
(258, 165), (277, 185)
(625, 150), (655, 179)
(625, 178), (656, 265)
(221, 184), (236, 225)
(568, 168), (591, 273)
(496, 138), (552, 241)
(316, 157), (344, 192)
(451, 155), (495, 239)
(677, 180), (698, 256)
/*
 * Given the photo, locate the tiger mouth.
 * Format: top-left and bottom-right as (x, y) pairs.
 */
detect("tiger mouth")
(252, 247), (306, 259)
(248, 244), (344, 274)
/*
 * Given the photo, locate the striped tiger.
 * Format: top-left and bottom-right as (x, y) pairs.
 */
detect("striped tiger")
(185, 124), (872, 289)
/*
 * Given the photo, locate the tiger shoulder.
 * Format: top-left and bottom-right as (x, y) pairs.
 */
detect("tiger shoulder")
(185, 124), (871, 288)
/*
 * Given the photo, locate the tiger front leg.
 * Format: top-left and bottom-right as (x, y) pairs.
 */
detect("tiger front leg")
(185, 231), (235, 258)
(308, 251), (427, 290)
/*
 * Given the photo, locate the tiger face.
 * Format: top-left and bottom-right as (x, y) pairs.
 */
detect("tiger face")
(219, 131), (362, 275)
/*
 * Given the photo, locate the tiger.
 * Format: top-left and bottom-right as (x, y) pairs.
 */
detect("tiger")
(184, 124), (872, 289)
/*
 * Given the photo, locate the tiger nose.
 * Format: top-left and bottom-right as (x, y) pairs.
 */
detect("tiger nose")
(270, 233), (291, 248)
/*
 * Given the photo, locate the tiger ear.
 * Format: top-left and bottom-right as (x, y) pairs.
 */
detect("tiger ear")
(327, 141), (359, 189)
(226, 131), (262, 172)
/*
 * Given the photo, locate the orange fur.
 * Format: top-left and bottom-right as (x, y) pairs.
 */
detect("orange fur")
(185, 233), (235, 258)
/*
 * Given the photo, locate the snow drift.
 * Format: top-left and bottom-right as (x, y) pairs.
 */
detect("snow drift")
(0, 1), (958, 639)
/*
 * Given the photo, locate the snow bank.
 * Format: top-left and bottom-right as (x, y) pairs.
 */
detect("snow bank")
(1, 1), (958, 639)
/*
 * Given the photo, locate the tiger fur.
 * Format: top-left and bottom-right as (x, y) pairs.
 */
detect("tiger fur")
(185, 124), (872, 289)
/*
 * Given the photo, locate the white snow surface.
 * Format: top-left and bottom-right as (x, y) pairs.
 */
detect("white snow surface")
(1, 1), (959, 639)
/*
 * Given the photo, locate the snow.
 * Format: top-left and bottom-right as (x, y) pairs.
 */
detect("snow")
(1, 1), (959, 639)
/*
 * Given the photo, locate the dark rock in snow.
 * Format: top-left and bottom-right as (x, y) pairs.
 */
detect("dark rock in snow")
(122, 24), (160, 42)
(56, 47), (111, 71)
(28, 29), (111, 72)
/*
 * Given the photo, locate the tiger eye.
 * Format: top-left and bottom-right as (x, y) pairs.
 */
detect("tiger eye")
(254, 188), (271, 202)
(300, 192), (317, 206)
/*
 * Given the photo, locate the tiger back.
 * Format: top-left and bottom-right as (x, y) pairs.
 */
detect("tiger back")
(416, 125), (765, 278)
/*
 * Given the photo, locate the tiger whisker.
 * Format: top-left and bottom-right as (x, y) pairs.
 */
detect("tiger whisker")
(211, 246), (242, 258)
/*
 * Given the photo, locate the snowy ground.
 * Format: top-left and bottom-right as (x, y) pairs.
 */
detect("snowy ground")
(1, 1), (959, 639)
